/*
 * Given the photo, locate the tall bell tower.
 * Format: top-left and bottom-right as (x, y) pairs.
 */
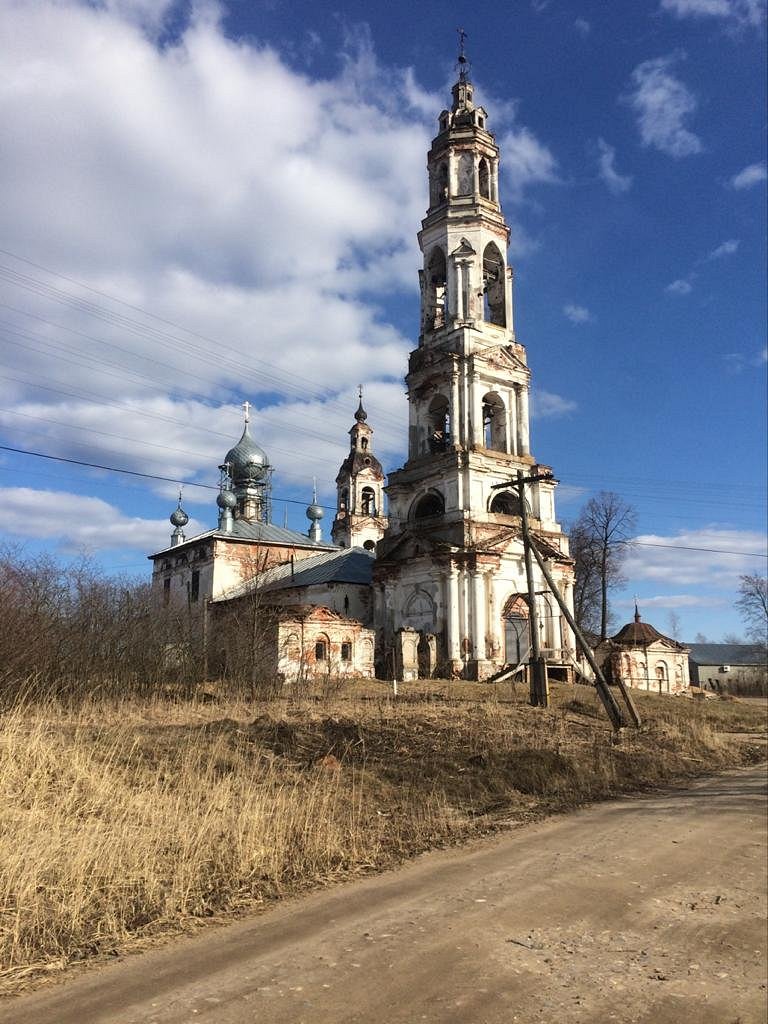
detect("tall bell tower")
(373, 41), (575, 681)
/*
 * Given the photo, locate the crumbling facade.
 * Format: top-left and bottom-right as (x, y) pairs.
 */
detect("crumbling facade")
(599, 608), (690, 696)
(373, 67), (576, 680)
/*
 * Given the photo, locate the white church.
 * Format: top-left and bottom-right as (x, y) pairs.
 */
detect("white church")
(149, 58), (578, 684)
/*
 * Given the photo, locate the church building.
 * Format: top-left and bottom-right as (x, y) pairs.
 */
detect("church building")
(148, 51), (578, 685)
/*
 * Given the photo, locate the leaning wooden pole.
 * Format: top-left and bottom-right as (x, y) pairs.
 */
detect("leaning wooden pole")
(524, 524), (639, 730)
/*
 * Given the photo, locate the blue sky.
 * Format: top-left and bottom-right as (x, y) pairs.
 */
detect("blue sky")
(0, 0), (765, 641)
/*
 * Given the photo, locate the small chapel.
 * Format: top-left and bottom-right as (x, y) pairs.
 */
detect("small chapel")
(148, 50), (579, 684)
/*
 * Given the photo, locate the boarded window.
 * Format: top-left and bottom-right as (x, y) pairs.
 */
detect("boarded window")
(315, 641), (327, 661)
(341, 642), (352, 662)
(190, 570), (200, 602)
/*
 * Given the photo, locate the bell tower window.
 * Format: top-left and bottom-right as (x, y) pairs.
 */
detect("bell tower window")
(424, 247), (447, 333)
(427, 395), (450, 452)
(482, 392), (507, 451)
(482, 243), (506, 327)
(361, 487), (376, 515)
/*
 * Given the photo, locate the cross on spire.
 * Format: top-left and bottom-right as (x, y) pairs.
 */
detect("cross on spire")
(242, 400), (250, 424)
(456, 27), (470, 82)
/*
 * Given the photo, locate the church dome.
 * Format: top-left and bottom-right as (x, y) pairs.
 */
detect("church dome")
(224, 424), (269, 482)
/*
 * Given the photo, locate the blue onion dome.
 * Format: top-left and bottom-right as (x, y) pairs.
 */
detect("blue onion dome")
(306, 501), (324, 522)
(170, 503), (189, 528)
(224, 423), (269, 482)
(216, 489), (237, 510)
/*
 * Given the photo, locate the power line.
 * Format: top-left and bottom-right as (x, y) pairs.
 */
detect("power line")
(2, 443), (766, 558)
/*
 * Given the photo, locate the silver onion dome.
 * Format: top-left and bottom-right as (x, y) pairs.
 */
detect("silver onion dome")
(170, 502), (189, 528)
(306, 501), (324, 522)
(217, 489), (237, 510)
(224, 423), (269, 482)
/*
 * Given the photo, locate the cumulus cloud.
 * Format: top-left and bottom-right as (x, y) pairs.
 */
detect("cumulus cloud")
(625, 55), (702, 158)
(597, 138), (633, 194)
(666, 277), (694, 294)
(531, 390), (578, 418)
(660, 0), (766, 27)
(625, 528), (767, 586)
(563, 303), (592, 324)
(499, 127), (558, 195)
(0, 486), (204, 553)
(709, 238), (740, 258)
(730, 162), (768, 189)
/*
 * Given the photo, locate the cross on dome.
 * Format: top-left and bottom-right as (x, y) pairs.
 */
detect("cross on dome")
(242, 400), (251, 424)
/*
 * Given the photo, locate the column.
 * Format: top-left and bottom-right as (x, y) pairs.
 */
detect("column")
(471, 569), (486, 661)
(450, 373), (460, 449)
(509, 387), (518, 455)
(446, 569), (461, 665)
(518, 385), (531, 456)
(491, 161), (499, 203)
(471, 374), (483, 448)
(505, 388), (514, 454)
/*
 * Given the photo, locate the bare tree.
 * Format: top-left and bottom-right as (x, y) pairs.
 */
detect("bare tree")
(735, 574), (768, 644)
(570, 492), (636, 641)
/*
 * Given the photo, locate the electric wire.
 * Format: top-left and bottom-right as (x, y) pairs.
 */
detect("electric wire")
(1, 443), (765, 559)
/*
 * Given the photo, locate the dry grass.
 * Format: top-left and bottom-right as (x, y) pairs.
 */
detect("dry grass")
(1, 681), (765, 993)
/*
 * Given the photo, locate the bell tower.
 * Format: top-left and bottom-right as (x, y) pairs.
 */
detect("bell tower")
(374, 40), (575, 681)
(331, 390), (388, 551)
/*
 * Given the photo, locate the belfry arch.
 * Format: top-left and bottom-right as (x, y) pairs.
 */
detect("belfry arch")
(482, 242), (506, 327)
(423, 247), (447, 333)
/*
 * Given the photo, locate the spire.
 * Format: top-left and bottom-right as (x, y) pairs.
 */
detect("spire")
(634, 600), (641, 623)
(306, 476), (324, 543)
(354, 384), (368, 423)
(456, 27), (470, 83)
(169, 488), (189, 546)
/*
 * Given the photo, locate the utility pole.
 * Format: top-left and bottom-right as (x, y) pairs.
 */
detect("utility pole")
(492, 472), (640, 730)
(515, 469), (548, 707)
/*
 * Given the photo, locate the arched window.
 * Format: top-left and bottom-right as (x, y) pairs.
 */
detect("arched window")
(360, 437), (368, 450)
(489, 490), (523, 516)
(424, 247), (447, 332)
(655, 661), (669, 693)
(339, 488), (348, 511)
(427, 395), (450, 451)
(479, 158), (490, 199)
(363, 539), (375, 551)
(361, 487), (376, 515)
(413, 491), (445, 520)
(405, 589), (436, 632)
(482, 392), (506, 451)
(482, 242), (506, 327)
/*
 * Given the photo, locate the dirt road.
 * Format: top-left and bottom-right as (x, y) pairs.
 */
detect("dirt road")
(4, 764), (766, 1024)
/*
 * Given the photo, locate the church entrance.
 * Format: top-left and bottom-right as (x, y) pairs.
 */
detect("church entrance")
(503, 595), (530, 666)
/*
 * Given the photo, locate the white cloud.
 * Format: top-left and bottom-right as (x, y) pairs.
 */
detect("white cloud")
(597, 138), (633, 194)
(730, 162), (768, 189)
(0, 486), (204, 553)
(499, 126), (558, 195)
(574, 17), (591, 35)
(616, 593), (726, 609)
(563, 303), (592, 324)
(660, 0), (766, 27)
(709, 238), (740, 258)
(531, 390), (578, 418)
(625, 528), (768, 586)
(666, 277), (693, 294)
(625, 55), (703, 158)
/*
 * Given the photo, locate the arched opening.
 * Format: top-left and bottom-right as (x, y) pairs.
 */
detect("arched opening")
(363, 539), (375, 551)
(360, 437), (368, 450)
(405, 590), (436, 632)
(502, 594), (530, 666)
(655, 661), (668, 694)
(479, 158), (490, 199)
(361, 487), (376, 515)
(412, 491), (445, 520)
(482, 392), (507, 451)
(489, 490), (524, 516)
(438, 162), (449, 201)
(427, 394), (450, 452)
(424, 247), (447, 332)
(339, 488), (348, 511)
(482, 242), (506, 327)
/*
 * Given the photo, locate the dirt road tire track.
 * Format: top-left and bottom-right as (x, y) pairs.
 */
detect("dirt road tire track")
(4, 764), (766, 1024)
